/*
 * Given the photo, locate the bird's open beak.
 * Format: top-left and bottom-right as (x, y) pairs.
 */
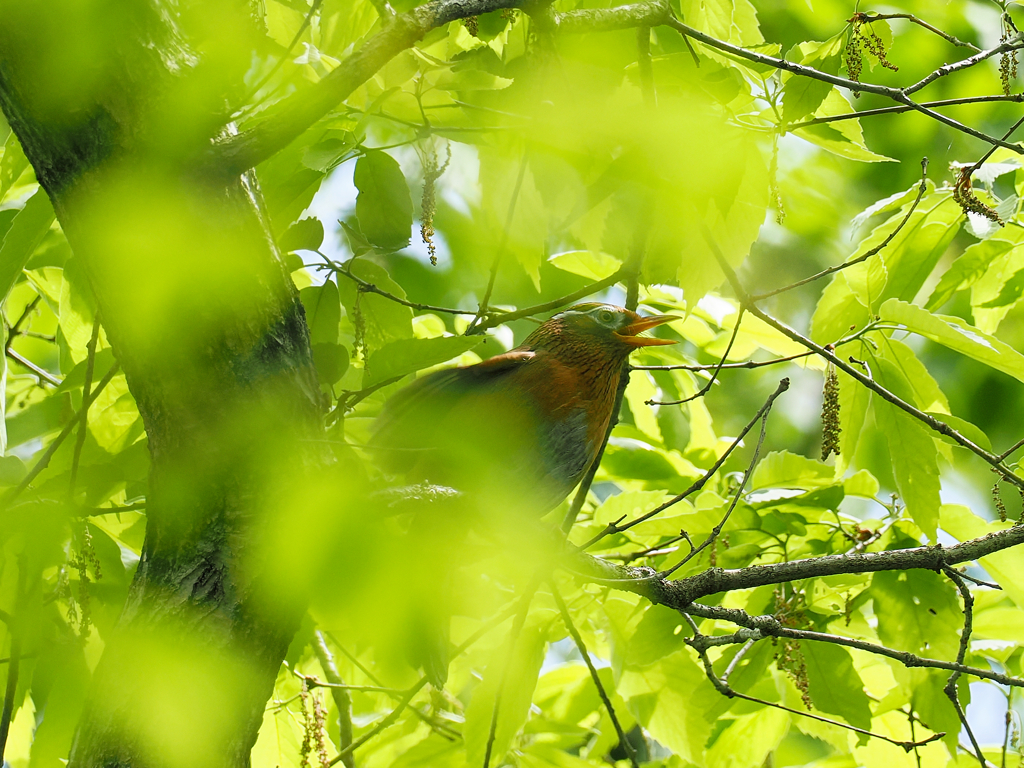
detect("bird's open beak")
(617, 314), (679, 347)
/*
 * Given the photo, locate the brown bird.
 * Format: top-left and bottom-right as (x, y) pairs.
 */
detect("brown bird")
(370, 302), (677, 515)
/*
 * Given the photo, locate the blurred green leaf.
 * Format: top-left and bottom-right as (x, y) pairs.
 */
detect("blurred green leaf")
(354, 150), (412, 251)
(280, 217), (325, 253)
(300, 281), (341, 346)
(803, 642), (871, 729)
(363, 335), (484, 387)
(464, 619), (548, 766)
(0, 189), (55, 301)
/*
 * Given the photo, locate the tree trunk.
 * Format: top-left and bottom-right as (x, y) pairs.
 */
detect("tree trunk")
(0, 1), (324, 765)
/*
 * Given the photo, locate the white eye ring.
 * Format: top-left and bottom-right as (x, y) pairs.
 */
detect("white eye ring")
(597, 309), (615, 325)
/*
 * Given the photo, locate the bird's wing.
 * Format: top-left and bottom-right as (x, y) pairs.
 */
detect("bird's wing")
(368, 349), (536, 471)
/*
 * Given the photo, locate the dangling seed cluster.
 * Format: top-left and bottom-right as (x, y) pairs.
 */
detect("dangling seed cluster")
(420, 141), (451, 266)
(770, 138), (785, 225)
(66, 526), (102, 638)
(299, 680), (331, 768)
(773, 589), (811, 708)
(820, 362), (841, 460)
(953, 166), (1002, 224)
(993, 472), (1008, 523)
(464, 16), (479, 37)
(1001, 16), (1019, 96)
(353, 284), (367, 363)
(845, 14), (899, 93)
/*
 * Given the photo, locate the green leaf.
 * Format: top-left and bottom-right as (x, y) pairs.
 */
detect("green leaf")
(980, 267), (1024, 308)
(0, 132), (30, 200)
(337, 260), (413, 350)
(547, 250), (621, 281)
(464, 619), (547, 766)
(923, 411), (991, 452)
(301, 134), (355, 173)
(618, 649), (718, 764)
(873, 569), (962, 660)
(311, 342), (349, 385)
(835, 369), (870, 478)
(625, 605), (687, 667)
(280, 217), (325, 253)
(706, 708), (789, 768)
(803, 642), (872, 729)
(0, 189), (55, 301)
(354, 150), (412, 251)
(872, 398), (940, 541)
(782, 37), (842, 126)
(363, 335), (484, 387)
(434, 69), (513, 91)
(299, 281), (341, 346)
(879, 298), (1024, 384)
(751, 451), (833, 490)
(929, 239), (1015, 311)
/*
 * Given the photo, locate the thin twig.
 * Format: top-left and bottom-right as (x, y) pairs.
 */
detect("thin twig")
(237, 0), (326, 115)
(997, 437), (1024, 462)
(550, 583), (639, 768)
(904, 33), (1024, 96)
(699, 224), (1024, 491)
(325, 637), (460, 740)
(470, 268), (628, 335)
(943, 568), (986, 768)
(661, 387), (776, 577)
(636, 26), (655, 107)
(750, 159), (929, 302)
(682, 602), (1024, 689)
(788, 95), (1024, 131)
(482, 578), (540, 768)
(647, 307), (743, 405)
(326, 258), (476, 316)
(3, 295), (41, 353)
(634, 350), (813, 371)
(663, 17), (1024, 154)
(578, 378), (790, 549)
(966, 112), (1024, 174)
(6, 348), (61, 386)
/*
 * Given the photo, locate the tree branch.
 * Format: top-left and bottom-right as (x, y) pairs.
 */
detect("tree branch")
(788, 95), (1024, 132)
(683, 614), (945, 752)
(664, 17), (1024, 154)
(567, 521), (1024, 611)
(215, 0), (531, 174)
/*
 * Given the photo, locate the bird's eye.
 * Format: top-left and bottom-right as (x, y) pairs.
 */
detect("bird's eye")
(598, 310), (615, 325)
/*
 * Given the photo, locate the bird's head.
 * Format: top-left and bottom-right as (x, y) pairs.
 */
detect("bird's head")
(525, 303), (678, 356)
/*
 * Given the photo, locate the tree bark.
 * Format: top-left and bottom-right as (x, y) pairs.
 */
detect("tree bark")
(0, 1), (325, 765)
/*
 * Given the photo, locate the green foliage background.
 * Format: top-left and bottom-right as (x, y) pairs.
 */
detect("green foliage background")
(4, 0), (1024, 766)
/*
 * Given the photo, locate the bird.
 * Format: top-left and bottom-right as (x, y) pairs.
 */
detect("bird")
(367, 302), (677, 686)
(370, 302), (678, 514)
